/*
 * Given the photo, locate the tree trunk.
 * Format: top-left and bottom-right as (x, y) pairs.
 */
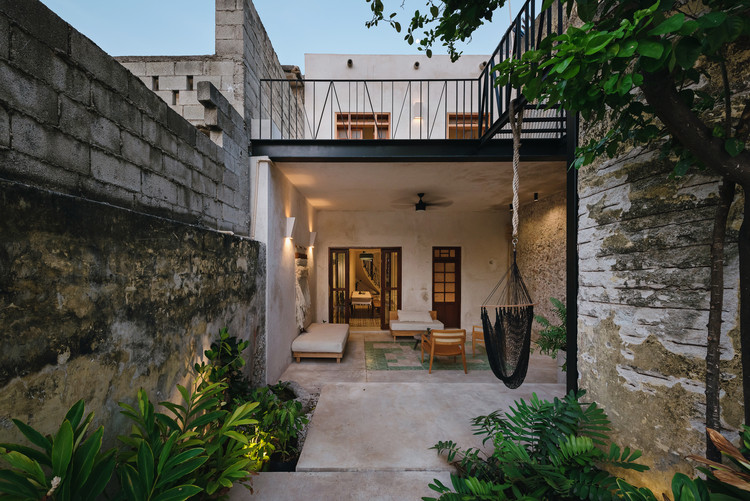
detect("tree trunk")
(741, 188), (750, 426)
(706, 179), (735, 461)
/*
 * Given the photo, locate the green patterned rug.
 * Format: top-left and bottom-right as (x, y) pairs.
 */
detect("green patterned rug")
(364, 340), (492, 371)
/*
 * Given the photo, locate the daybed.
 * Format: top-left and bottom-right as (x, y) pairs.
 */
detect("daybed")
(389, 310), (444, 340)
(291, 323), (350, 363)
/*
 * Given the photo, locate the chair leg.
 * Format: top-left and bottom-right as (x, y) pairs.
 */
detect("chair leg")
(461, 348), (467, 374)
(472, 338), (476, 356)
(429, 345), (435, 374)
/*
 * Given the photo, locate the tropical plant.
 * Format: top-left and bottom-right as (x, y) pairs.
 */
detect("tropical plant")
(194, 327), (252, 404)
(0, 400), (116, 501)
(249, 383), (309, 462)
(689, 426), (750, 499)
(534, 297), (567, 371)
(424, 391), (648, 500)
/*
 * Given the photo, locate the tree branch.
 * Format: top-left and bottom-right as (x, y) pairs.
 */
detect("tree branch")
(641, 70), (750, 187)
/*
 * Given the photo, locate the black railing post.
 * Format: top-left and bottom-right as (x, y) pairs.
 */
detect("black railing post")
(565, 110), (579, 394)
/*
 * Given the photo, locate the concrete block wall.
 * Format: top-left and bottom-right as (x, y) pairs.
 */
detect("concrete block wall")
(119, 0), (304, 140)
(0, 1), (250, 234)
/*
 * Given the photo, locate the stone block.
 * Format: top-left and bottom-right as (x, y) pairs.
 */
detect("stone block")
(121, 131), (152, 168)
(178, 188), (205, 215)
(182, 104), (205, 122)
(0, 0), (69, 53)
(156, 127), (179, 158)
(90, 116), (121, 154)
(216, 39), (243, 57)
(70, 31), (129, 91)
(159, 75), (188, 91)
(127, 73), (168, 121)
(0, 61), (58, 125)
(142, 171), (178, 204)
(166, 111), (196, 146)
(91, 148), (141, 191)
(177, 143), (202, 169)
(154, 90), (174, 106)
(216, 9), (243, 26)
(216, 24), (241, 41)
(216, 0), (238, 11)
(0, 14), (8, 59)
(0, 149), (79, 190)
(191, 170), (217, 198)
(162, 155), (191, 187)
(207, 60), (235, 77)
(79, 176), (136, 209)
(195, 130), (213, 154)
(145, 61), (175, 76)
(203, 157), (224, 183)
(119, 61), (146, 76)
(59, 95), (95, 143)
(222, 169), (239, 192)
(12, 114), (89, 175)
(91, 82), (141, 135)
(178, 91), (199, 106)
(218, 184), (236, 206)
(0, 104), (9, 148)
(203, 197), (223, 220)
(194, 75), (223, 92)
(175, 60), (205, 75)
(222, 204), (246, 227)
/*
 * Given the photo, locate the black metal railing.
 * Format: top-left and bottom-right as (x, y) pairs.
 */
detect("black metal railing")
(256, 0), (566, 142)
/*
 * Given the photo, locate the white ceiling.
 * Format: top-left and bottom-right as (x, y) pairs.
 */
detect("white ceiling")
(276, 160), (568, 212)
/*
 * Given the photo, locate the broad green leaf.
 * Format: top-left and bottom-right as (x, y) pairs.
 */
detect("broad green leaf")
(0, 450), (46, 485)
(136, 441), (155, 491)
(553, 55), (574, 74)
(636, 40), (664, 59)
(585, 33), (614, 55)
(71, 426), (104, 487)
(678, 20), (699, 35)
(157, 457), (208, 487)
(725, 138), (746, 157)
(675, 37), (701, 69)
(618, 40), (638, 58)
(0, 443), (50, 466)
(0, 470), (44, 497)
(51, 420), (74, 478)
(618, 74), (633, 96)
(64, 400), (86, 430)
(11, 420), (52, 452)
(648, 13), (684, 36)
(674, 158), (692, 177)
(697, 11), (727, 29)
(80, 450), (116, 501)
(152, 484), (203, 501)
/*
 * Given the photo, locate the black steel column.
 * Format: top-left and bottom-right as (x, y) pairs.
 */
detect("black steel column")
(565, 111), (579, 394)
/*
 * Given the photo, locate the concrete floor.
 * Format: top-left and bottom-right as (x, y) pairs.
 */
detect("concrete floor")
(231, 330), (566, 500)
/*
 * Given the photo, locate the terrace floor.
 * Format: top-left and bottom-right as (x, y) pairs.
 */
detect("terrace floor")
(231, 330), (566, 500)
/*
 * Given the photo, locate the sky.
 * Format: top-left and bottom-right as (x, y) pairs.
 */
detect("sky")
(40, 0), (512, 74)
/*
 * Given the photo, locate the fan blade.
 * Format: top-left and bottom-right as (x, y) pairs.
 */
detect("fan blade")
(426, 200), (453, 208)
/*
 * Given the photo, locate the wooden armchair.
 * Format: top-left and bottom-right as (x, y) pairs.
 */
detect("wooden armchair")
(421, 329), (467, 374)
(472, 325), (485, 356)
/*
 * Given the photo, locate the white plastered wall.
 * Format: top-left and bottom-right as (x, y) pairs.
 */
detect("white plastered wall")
(251, 156), (317, 383)
(314, 210), (510, 329)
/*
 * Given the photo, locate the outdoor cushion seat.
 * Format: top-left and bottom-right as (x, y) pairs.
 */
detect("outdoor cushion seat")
(389, 310), (444, 340)
(291, 323), (349, 363)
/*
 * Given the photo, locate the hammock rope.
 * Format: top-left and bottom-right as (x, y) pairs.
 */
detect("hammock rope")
(481, 99), (534, 389)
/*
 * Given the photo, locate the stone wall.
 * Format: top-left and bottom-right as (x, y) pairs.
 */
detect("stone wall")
(0, 0), (265, 445)
(517, 190), (567, 337)
(577, 147), (743, 490)
(118, 0), (304, 140)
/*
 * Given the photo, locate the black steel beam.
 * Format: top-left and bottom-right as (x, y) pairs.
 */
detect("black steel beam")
(251, 138), (567, 163)
(565, 112), (580, 394)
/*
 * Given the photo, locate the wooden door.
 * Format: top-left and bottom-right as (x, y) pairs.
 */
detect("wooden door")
(329, 248), (349, 323)
(380, 248), (402, 329)
(432, 247), (461, 327)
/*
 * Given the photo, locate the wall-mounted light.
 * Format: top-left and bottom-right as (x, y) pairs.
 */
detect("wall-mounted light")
(413, 101), (423, 120)
(309, 231), (317, 248)
(285, 216), (296, 239)
(413, 61), (420, 69)
(509, 203), (513, 212)
(347, 58), (353, 68)
(534, 192), (539, 202)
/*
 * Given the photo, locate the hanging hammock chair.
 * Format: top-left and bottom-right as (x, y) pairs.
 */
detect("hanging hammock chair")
(481, 99), (535, 389)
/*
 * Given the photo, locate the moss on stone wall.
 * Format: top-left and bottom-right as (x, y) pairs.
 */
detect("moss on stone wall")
(0, 180), (265, 446)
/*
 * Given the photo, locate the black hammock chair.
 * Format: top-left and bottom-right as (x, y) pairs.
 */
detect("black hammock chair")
(481, 248), (534, 389)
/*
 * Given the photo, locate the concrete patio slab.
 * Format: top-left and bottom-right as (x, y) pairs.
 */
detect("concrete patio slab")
(297, 382), (565, 472)
(233, 471), (453, 500)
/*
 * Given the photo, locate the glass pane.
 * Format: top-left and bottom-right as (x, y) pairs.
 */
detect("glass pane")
(434, 263), (445, 272)
(434, 273), (445, 283)
(445, 293), (455, 302)
(390, 290), (398, 311)
(351, 129), (363, 139)
(445, 263), (455, 272)
(449, 250), (455, 257)
(434, 249), (439, 257)
(445, 283), (455, 292)
(434, 293), (445, 303)
(337, 129), (347, 139)
(445, 273), (455, 283)
(337, 256), (346, 285)
(435, 283), (445, 292)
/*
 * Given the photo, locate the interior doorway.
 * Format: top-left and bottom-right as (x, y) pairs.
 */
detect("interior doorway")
(432, 247), (461, 328)
(328, 247), (401, 329)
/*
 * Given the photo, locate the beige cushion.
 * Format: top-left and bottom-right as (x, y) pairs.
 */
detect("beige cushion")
(292, 323), (349, 353)
(390, 319), (444, 331)
(397, 310), (433, 322)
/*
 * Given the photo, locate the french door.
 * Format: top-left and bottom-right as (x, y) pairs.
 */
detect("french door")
(432, 247), (461, 328)
(380, 248), (401, 329)
(328, 248), (349, 323)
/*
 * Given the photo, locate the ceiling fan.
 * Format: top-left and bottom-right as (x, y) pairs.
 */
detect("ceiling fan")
(392, 193), (453, 211)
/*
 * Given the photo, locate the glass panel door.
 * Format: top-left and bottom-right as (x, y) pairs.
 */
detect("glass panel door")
(380, 248), (402, 329)
(432, 247), (461, 327)
(329, 248), (349, 323)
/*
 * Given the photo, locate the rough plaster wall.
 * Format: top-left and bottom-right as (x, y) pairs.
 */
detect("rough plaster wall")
(0, 180), (264, 447)
(577, 148), (743, 491)
(315, 210), (509, 330)
(517, 191), (567, 337)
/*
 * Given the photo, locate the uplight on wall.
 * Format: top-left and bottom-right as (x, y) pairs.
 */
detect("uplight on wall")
(412, 101), (423, 120)
(309, 231), (317, 248)
(285, 217), (296, 239)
